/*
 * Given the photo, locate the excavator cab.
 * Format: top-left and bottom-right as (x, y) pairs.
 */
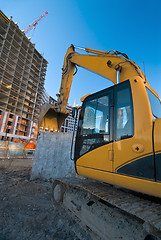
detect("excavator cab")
(74, 78), (161, 198)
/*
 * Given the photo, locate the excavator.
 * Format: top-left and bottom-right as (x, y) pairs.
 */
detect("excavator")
(39, 44), (161, 239)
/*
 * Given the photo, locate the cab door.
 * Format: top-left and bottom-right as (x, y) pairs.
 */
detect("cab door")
(113, 80), (155, 183)
(75, 87), (114, 173)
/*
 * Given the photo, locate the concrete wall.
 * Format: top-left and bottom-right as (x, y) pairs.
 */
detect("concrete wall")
(31, 132), (75, 180)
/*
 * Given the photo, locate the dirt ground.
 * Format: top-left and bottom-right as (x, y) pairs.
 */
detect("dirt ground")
(0, 161), (90, 240)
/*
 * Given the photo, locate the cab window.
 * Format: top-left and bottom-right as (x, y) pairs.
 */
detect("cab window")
(146, 88), (161, 119)
(78, 92), (111, 157)
(82, 95), (109, 135)
(115, 84), (134, 141)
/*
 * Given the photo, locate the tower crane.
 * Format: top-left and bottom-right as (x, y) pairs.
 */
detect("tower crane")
(24, 11), (48, 35)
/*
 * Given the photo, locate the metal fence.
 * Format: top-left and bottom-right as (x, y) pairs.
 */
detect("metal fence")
(0, 141), (35, 158)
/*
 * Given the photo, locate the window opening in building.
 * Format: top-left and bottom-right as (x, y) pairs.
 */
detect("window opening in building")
(9, 113), (14, 119)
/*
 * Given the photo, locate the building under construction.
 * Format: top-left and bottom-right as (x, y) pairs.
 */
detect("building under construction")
(0, 10), (48, 141)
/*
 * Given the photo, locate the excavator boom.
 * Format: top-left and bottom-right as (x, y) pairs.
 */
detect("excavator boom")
(39, 44), (149, 131)
(58, 44), (148, 113)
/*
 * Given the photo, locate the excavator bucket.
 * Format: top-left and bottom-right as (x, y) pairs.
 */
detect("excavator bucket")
(38, 103), (69, 132)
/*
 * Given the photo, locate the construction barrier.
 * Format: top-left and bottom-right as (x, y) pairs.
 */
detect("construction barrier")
(0, 141), (35, 158)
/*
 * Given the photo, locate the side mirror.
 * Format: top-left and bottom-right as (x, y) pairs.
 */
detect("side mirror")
(72, 107), (78, 119)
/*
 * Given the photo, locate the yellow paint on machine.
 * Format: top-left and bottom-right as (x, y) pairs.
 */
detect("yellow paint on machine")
(75, 75), (161, 198)
(76, 165), (161, 198)
(76, 142), (113, 172)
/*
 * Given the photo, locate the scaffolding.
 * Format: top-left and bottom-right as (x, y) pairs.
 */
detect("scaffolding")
(0, 11), (48, 141)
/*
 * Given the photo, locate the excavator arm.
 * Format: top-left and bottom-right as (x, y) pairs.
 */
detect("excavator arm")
(39, 44), (147, 131)
(57, 44), (147, 113)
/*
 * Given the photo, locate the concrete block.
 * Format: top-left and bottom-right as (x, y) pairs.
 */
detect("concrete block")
(31, 132), (75, 180)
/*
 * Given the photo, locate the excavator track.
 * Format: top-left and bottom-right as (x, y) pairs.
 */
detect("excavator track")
(52, 177), (161, 240)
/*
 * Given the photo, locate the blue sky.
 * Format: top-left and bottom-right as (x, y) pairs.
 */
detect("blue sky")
(1, 0), (161, 106)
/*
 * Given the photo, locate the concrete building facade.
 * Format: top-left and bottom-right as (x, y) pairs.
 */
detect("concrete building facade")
(0, 10), (47, 141)
(60, 105), (78, 133)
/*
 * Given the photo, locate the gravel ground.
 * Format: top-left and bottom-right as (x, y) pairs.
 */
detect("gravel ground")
(0, 164), (89, 240)
(1, 159), (155, 240)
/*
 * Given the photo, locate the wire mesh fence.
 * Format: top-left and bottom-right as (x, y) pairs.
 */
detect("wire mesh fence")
(0, 141), (35, 158)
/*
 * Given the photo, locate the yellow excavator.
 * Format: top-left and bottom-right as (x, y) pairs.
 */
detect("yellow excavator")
(40, 44), (161, 198)
(40, 45), (161, 239)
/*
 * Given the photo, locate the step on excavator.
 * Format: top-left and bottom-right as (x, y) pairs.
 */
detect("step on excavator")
(40, 45), (161, 239)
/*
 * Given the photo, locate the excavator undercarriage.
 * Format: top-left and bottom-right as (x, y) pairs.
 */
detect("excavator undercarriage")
(52, 178), (161, 240)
